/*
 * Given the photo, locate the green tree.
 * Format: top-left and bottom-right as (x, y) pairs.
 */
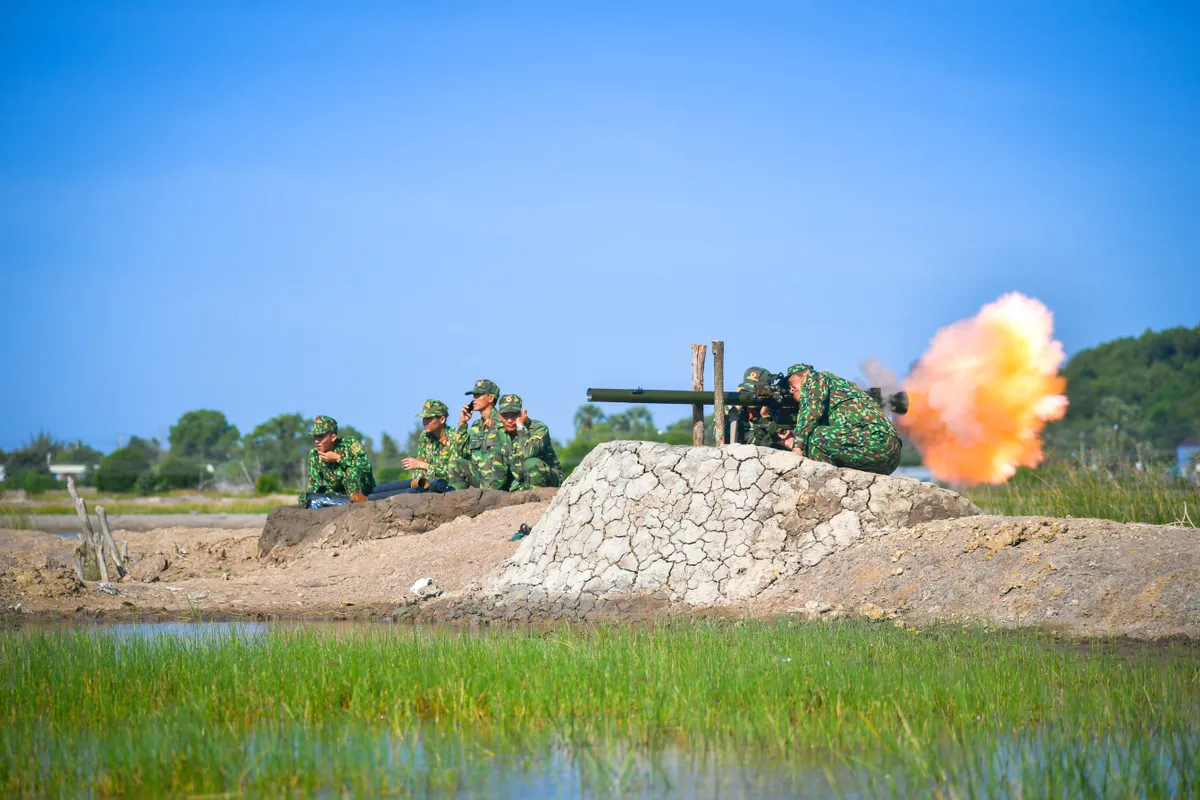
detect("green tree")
(155, 453), (207, 491)
(1050, 324), (1200, 456)
(169, 410), (240, 462)
(573, 404), (606, 431)
(95, 447), (153, 493)
(242, 413), (311, 488)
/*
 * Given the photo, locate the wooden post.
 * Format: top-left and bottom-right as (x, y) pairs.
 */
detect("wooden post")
(712, 340), (725, 446)
(67, 477), (107, 583)
(95, 506), (127, 578)
(691, 344), (707, 447)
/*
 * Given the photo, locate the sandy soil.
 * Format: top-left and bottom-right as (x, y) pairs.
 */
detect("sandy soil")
(0, 502), (549, 622)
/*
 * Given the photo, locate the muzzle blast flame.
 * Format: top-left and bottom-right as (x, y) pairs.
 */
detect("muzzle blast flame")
(894, 293), (1068, 485)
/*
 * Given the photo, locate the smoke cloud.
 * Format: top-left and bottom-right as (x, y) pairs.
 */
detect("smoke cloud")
(894, 293), (1069, 485)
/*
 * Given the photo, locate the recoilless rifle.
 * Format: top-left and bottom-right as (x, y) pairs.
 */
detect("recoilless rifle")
(587, 371), (908, 445)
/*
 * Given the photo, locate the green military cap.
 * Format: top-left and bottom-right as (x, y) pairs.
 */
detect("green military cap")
(497, 394), (523, 413)
(417, 399), (449, 418)
(738, 365), (771, 392)
(310, 415), (338, 436)
(785, 363), (815, 378)
(466, 378), (500, 396)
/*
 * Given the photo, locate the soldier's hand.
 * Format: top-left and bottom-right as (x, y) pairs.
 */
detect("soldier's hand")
(319, 450), (342, 463)
(778, 430), (796, 451)
(401, 458), (429, 470)
(518, 409), (529, 426)
(459, 402), (474, 426)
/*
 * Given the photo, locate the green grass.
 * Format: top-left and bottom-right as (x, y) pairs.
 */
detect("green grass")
(0, 499), (281, 516)
(0, 621), (1195, 796)
(967, 461), (1199, 526)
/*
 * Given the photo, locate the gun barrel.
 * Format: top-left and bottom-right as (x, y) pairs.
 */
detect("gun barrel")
(587, 388), (774, 406)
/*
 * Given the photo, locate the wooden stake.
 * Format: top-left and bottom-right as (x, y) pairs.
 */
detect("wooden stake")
(67, 477), (107, 583)
(95, 505), (126, 578)
(691, 344), (707, 447)
(712, 340), (725, 446)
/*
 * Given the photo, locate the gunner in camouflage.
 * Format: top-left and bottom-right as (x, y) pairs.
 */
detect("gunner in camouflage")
(402, 399), (459, 482)
(298, 415), (376, 505)
(735, 366), (785, 448)
(448, 378), (508, 490)
(779, 363), (902, 474)
(495, 394), (563, 490)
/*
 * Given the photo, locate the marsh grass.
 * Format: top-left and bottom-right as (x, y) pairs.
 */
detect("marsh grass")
(967, 461), (1199, 526)
(1, 621), (1195, 796)
(0, 499), (280, 516)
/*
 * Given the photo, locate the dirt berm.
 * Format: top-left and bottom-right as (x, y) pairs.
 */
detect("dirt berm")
(2, 442), (1196, 638)
(460, 441), (1199, 638)
(258, 487), (557, 560)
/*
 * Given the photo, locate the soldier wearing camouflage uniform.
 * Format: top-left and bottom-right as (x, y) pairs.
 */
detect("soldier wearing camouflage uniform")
(298, 415), (376, 505)
(448, 379), (508, 490)
(734, 366), (787, 448)
(780, 363), (902, 474)
(402, 399), (460, 482)
(495, 394), (563, 490)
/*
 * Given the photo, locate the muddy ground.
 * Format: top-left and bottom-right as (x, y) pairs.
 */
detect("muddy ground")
(0, 503), (547, 623)
(2, 505), (1196, 638)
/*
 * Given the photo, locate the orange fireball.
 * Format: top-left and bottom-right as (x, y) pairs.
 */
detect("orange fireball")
(897, 293), (1068, 485)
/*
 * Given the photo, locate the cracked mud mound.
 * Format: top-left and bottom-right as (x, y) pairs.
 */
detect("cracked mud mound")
(475, 442), (1199, 638)
(259, 487), (557, 560)
(484, 441), (978, 612)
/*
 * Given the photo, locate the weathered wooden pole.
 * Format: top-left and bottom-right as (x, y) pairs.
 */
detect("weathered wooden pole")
(67, 477), (107, 583)
(691, 344), (707, 447)
(712, 340), (725, 446)
(95, 505), (126, 578)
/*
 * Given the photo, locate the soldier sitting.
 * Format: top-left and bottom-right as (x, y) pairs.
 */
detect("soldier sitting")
(778, 363), (902, 475)
(448, 378), (507, 490)
(298, 415), (376, 505)
(400, 399), (458, 490)
(496, 394), (563, 490)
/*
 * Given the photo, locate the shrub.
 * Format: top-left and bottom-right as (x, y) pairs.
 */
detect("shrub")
(255, 474), (283, 495)
(375, 466), (409, 483)
(95, 448), (152, 493)
(2, 469), (61, 494)
(155, 454), (206, 491)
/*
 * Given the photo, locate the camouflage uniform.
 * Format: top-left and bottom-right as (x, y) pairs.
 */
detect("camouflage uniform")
(413, 399), (459, 481)
(298, 416), (376, 505)
(735, 366), (786, 448)
(448, 379), (508, 490)
(495, 394), (563, 491)
(785, 364), (902, 474)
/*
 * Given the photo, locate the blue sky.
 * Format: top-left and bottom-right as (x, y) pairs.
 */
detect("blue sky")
(2, 1), (1197, 452)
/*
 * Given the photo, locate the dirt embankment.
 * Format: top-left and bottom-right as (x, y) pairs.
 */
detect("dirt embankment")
(0, 502), (548, 622)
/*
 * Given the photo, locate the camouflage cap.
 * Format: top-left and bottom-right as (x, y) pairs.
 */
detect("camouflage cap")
(311, 415), (338, 436)
(785, 363), (815, 378)
(497, 394), (523, 413)
(466, 378), (500, 396)
(738, 365), (771, 392)
(417, 399), (449, 418)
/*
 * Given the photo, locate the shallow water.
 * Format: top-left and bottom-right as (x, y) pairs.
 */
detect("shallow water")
(9, 621), (1193, 798)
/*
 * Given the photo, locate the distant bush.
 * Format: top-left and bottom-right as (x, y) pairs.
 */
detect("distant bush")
(156, 454), (205, 491)
(255, 474), (282, 495)
(376, 466), (409, 483)
(96, 448), (153, 493)
(1, 469), (61, 494)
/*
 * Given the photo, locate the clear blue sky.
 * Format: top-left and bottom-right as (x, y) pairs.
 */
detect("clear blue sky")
(2, 1), (1197, 452)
